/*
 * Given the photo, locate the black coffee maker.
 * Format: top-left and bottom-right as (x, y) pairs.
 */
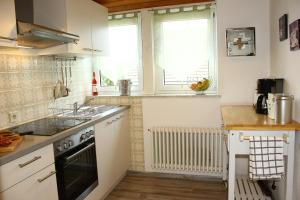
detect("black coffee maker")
(255, 78), (284, 114)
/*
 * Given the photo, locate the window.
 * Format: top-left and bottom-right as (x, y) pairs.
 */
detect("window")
(153, 5), (217, 93)
(97, 12), (142, 92)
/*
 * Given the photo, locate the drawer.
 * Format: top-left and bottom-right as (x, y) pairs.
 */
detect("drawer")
(0, 164), (58, 200)
(0, 144), (55, 192)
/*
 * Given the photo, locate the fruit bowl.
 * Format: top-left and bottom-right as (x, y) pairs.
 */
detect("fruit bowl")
(190, 78), (210, 94)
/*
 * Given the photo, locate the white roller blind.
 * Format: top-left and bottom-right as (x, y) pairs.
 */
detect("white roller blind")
(99, 13), (141, 87)
(153, 5), (216, 88)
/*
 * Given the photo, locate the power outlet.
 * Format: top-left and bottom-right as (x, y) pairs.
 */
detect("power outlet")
(9, 111), (19, 123)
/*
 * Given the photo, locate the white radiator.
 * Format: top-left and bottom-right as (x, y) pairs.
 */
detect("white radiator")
(144, 127), (224, 176)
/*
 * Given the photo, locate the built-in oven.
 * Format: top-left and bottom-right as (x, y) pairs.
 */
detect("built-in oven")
(54, 126), (98, 200)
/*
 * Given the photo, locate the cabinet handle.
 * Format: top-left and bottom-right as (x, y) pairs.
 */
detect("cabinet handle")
(65, 143), (95, 162)
(37, 171), (56, 183)
(0, 36), (17, 41)
(82, 48), (102, 53)
(82, 48), (93, 52)
(19, 156), (42, 168)
(93, 49), (102, 53)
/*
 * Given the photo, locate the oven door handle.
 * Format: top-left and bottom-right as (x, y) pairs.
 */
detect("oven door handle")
(64, 142), (95, 162)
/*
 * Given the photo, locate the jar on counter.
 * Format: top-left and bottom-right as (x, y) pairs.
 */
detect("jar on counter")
(275, 95), (294, 124)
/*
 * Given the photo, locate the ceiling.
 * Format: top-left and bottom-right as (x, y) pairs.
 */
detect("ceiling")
(94, 0), (213, 13)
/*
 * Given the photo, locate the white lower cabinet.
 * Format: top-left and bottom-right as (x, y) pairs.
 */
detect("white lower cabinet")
(0, 110), (130, 200)
(0, 144), (55, 192)
(0, 164), (58, 200)
(86, 110), (130, 200)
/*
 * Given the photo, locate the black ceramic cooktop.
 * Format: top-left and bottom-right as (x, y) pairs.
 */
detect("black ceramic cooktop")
(9, 117), (90, 136)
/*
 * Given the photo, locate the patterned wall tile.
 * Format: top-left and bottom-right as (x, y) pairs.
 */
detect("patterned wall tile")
(0, 54), (146, 172)
(0, 54), (92, 130)
(0, 73), (8, 90)
(0, 92), (8, 109)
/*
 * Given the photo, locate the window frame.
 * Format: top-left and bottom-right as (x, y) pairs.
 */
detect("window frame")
(98, 12), (143, 95)
(153, 6), (217, 94)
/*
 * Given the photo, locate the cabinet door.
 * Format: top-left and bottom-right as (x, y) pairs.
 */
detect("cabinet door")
(113, 112), (131, 178)
(66, 0), (93, 53)
(89, 111), (130, 200)
(94, 116), (116, 198)
(90, 1), (109, 55)
(0, 0), (17, 47)
(0, 164), (58, 200)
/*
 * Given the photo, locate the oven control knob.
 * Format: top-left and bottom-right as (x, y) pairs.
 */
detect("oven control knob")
(80, 134), (86, 141)
(86, 131), (91, 138)
(57, 145), (63, 152)
(68, 140), (73, 147)
(89, 130), (94, 136)
(63, 142), (69, 149)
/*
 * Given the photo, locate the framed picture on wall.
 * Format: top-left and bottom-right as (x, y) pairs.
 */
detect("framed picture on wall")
(279, 14), (288, 41)
(226, 27), (256, 56)
(289, 19), (300, 51)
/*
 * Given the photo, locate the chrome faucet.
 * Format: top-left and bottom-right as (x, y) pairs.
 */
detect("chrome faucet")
(73, 102), (79, 115)
(73, 97), (96, 115)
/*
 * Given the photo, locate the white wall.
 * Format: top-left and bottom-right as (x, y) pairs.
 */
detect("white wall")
(143, 96), (222, 129)
(270, 0), (300, 122)
(143, 0), (272, 126)
(270, 0), (300, 199)
(216, 0), (271, 104)
(142, 0), (271, 175)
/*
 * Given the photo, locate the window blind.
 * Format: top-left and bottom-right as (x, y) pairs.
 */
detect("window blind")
(98, 12), (141, 87)
(153, 4), (217, 90)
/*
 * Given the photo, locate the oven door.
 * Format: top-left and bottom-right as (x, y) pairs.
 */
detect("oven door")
(55, 138), (98, 200)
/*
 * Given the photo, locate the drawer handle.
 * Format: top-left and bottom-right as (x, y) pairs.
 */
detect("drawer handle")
(37, 171), (56, 183)
(0, 36), (17, 41)
(106, 121), (112, 125)
(82, 48), (93, 52)
(19, 156), (42, 168)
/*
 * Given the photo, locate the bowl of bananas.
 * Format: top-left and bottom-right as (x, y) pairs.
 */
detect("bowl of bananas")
(190, 78), (210, 94)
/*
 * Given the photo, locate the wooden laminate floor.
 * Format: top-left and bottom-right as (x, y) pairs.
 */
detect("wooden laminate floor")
(106, 173), (227, 200)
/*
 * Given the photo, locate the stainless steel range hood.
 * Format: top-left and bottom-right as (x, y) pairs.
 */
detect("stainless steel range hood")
(13, 0), (80, 49)
(17, 21), (79, 49)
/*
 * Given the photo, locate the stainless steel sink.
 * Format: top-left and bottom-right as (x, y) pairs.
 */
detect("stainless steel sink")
(56, 105), (119, 119)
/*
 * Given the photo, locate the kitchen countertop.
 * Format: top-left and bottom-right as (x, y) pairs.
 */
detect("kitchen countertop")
(0, 106), (130, 166)
(221, 105), (300, 131)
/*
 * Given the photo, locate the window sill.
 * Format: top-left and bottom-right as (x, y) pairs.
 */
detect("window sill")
(88, 93), (221, 98)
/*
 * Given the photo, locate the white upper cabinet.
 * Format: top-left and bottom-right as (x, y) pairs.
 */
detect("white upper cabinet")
(38, 0), (108, 55)
(91, 1), (109, 55)
(66, 0), (93, 53)
(0, 0), (17, 47)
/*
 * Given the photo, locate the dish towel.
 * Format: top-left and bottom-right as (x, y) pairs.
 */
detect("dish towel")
(249, 136), (284, 180)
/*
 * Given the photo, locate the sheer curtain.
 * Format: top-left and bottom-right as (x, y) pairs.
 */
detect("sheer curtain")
(153, 5), (217, 91)
(97, 13), (141, 88)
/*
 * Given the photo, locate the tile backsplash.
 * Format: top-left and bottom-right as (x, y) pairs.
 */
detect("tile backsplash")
(0, 54), (92, 129)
